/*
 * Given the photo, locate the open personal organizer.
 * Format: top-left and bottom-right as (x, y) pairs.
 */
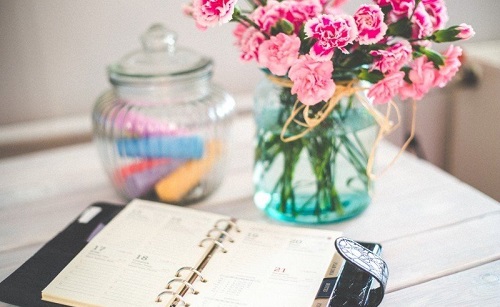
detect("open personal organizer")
(0, 199), (388, 307)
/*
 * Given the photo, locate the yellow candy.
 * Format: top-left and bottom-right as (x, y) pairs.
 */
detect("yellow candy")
(154, 141), (221, 202)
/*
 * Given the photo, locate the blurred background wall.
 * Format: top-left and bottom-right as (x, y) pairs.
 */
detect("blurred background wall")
(0, 0), (499, 125)
(1, 0), (499, 200)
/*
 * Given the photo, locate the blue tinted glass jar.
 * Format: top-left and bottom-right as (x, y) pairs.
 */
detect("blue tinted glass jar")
(253, 77), (377, 223)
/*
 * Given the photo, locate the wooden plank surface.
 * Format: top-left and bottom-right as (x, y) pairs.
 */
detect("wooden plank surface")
(0, 113), (499, 306)
(383, 211), (500, 292)
(383, 260), (500, 306)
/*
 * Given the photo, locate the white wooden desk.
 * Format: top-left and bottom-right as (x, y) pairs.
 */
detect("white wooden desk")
(1, 114), (499, 306)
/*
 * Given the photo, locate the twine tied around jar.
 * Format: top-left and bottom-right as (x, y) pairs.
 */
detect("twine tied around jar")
(266, 74), (417, 179)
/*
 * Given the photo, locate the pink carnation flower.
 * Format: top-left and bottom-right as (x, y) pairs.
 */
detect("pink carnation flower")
(258, 33), (301, 76)
(399, 56), (436, 100)
(254, 0), (321, 35)
(288, 55), (336, 106)
(331, 0), (350, 6)
(368, 71), (405, 105)
(284, 1), (323, 32)
(422, 0), (449, 31)
(305, 14), (358, 61)
(252, 1), (280, 34)
(389, 0), (415, 18)
(411, 2), (434, 40)
(433, 45), (462, 88)
(456, 23), (475, 40)
(233, 22), (246, 42)
(354, 4), (387, 45)
(182, 3), (194, 17)
(192, 0), (237, 28)
(373, 0), (391, 6)
(370, 40), (412, 74)
(236, 26), (266, 62)
(183, 3), (208, 30)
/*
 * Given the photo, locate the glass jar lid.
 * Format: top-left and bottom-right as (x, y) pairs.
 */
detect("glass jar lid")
(108, 23), (212, 86)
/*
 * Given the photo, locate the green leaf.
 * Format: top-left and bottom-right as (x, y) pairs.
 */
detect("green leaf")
(279, 19), (294, 35)
(401, 66), (412, 84)
(358, 69), (384, 84)
(270, 19), (295, 36)
(431, 27), (461, 43)
(387, 18), (412, 38)
(270, 25), (280, 36)
(380, 4), (392, 15)
(298, 24), (307, 40)
(338, 49), (373, 69)
(231, 7), (241, 20)
(299, 37), (316, 55)
(416, 46), (445, 68)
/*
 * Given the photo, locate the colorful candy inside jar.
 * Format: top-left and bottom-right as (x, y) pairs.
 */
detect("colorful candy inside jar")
(92, 24), (235, 204)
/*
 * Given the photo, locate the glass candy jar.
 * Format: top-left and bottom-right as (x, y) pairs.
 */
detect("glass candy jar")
(92, 24), (235, 204)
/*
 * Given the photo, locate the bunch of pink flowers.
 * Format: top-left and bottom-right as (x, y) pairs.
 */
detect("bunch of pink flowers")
(184, 0), (474, 106)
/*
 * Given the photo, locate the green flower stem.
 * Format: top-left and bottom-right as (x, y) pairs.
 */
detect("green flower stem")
(279, 140), (303, 214)
(254, 83), (374, 221)
(255, 132), (282, 172)
(338, 134), (370, 187)
(339, 149), (369, 187)
(232, 11), (270, 39)
(352, 131), (370, 159)
(306, 134), (343, 221)
(334, 107), (370, 167)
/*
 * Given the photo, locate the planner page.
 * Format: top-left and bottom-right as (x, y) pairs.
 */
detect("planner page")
(42, 199), (230, 307)
(186, 220), (342, 307)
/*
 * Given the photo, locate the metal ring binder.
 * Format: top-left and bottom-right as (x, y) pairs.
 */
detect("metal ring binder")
(214, 219), (240, 232)
(206, 229), (234, 242)
(155, 219), (239, 306)
(166, 278), (199, 294)
(198, 237), (227, 253)
(156, 290), (189, 306)
(175, 267), (207, 282)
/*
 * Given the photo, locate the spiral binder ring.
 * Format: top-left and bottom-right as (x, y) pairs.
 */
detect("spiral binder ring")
(206, 229), (234, 242)
(166, 278), (199, 294)
(155, 219), (239, 305)
(175, 267), (207, 282)
(214, 219), (240, 232)
(156, 290), (189, 306)
(199, 237), (227, 253)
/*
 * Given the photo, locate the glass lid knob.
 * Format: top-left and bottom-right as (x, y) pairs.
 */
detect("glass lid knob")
(141, 23), (177, 53)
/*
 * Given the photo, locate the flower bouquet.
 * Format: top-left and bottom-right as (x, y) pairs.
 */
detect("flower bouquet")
(183, 0), (474, 223)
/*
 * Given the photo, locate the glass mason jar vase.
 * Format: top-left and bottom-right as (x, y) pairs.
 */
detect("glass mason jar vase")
(253, 76), (378, 224)
(92, 24), (235, 204)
